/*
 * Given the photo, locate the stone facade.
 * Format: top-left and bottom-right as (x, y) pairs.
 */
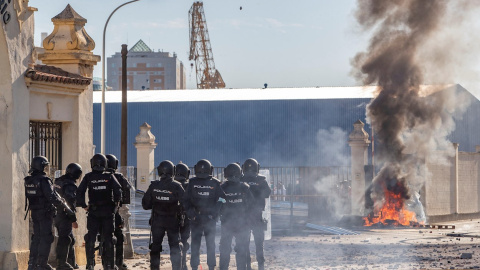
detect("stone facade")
(0, 3), (99, 269)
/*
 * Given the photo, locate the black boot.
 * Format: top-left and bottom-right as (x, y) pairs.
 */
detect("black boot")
(67, 241), (79, 269)
(34, 263), (54, 270)
(116, 243), (128, 269)
(150, 251), (160, 270)
(57, 236), (74, 270)
(56, 260), (74, 270)
(85, 241), (96, 270)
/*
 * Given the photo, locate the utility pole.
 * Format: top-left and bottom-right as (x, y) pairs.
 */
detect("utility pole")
(121, 44), (128, 166)
(101, 0), (141, 154)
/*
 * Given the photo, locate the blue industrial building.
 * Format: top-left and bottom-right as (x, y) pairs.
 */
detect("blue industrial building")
(93, 85), (480, 168)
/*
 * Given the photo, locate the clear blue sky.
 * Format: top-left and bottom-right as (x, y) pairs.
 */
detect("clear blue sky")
(31, 0), (479, 95)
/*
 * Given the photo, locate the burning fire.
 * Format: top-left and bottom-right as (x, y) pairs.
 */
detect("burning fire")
(364, 188), (421, 227)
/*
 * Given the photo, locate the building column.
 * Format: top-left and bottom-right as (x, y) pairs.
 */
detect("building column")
(453, 143), (459, 214)
(348, 120), (371, 216)
(134, 123), (157, 192)
(36, 5), (100, 265)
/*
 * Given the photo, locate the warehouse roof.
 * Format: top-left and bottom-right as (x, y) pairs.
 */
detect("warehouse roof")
(93, 85), (453, 103)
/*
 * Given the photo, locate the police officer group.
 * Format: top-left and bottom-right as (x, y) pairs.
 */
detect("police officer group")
(25, 154), (131, 270)
(25, 155), (270, 270)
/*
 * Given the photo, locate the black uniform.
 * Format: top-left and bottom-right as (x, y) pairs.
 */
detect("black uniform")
(183, 176), (225, 270)
(25, 171), (74, 270)
(175, 177), (190, 270)
(219, 180), (254, 270)
(142, 176), (185, 270)
(241, 174), (271, 270)
(110, 170), (132, 269)
(54, 174), (78, 269)
(77, 171), (122, 269)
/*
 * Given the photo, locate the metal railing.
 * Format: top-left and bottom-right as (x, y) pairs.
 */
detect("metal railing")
(29, 121), (62, 172)
(131, 166), (352, 233)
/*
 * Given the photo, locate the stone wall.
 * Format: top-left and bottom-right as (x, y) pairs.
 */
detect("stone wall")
(457, 152), (480, 213)
(425, 160), (456, 216)
(425, 149), (480, 221)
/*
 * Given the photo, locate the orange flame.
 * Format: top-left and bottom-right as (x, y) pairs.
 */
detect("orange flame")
(364, 189), (420, 226)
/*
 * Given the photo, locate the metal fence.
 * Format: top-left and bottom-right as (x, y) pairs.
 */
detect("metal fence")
(131, 166), (352, 233)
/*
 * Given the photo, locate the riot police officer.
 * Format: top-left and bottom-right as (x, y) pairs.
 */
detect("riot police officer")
(183, 159), (226, 270)
(142, 160), (185, 270)
(241, 158), (271, 270)
(24, 156), (75, 270)
(54, 163), (83, 270)
(106, 154), (132, 270)
(77, 154), (122, 270)
(219, 163), (254, 270)
(174, 162), (191, 270)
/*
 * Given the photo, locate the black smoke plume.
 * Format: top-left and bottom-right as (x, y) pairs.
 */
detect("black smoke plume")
(352, 0), (474, 217)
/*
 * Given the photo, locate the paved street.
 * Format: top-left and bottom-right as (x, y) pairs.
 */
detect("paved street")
(76, 195), (480, 269)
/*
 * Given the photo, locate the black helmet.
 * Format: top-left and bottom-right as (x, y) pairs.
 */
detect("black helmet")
(30, 156), (49, 173)
(90, 154), (107, 172)
(175, 162), (190, 181)
(242, 158), (259, 177)
(106, 154), (118, 171)
(194, 159), (213, 178)
(66, 163), (83, 179)
(157, 160), (175, 177)
(224, 163), (243, 182)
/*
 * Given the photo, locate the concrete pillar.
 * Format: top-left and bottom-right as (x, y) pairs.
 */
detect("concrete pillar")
(453, 143), (459, 214)
(36, 5), (100, 265)
(348, 120), (371, 216)
(134, 123), (157, 192)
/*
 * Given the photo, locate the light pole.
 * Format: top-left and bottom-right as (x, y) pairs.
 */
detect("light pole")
(101, 0), (141, 154)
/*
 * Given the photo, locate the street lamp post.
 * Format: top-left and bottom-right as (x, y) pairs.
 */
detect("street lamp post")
(101, 0), (140, 154)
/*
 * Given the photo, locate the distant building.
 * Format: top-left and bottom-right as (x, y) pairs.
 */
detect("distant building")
(92, 77), (112, 91)
(107, 39), (186, 90)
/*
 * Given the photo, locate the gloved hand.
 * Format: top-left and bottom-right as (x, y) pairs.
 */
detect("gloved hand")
(186, 209), (196, 221)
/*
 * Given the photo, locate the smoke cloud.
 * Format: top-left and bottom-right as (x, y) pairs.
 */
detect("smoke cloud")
(352, 0), (477, 214)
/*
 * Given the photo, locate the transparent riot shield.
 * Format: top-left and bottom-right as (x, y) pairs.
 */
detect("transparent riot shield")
(260, 169), (272, 241)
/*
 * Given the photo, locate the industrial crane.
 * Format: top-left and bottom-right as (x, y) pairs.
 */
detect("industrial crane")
(189, 1), (226, 89)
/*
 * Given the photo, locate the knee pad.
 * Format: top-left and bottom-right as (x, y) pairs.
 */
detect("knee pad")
(150, 242), (163, 253)
(116, 232), (124, 244)
(183, 242), (190, 251)
(46, 233), (54, 244)
(84, 233), (95, 244)
(58, 235), (71, 246)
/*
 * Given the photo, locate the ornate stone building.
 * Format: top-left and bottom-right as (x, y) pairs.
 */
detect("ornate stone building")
(0, 3), (99, 269)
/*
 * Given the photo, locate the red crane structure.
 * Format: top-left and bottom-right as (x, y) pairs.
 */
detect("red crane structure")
(188, 1), (225, 89)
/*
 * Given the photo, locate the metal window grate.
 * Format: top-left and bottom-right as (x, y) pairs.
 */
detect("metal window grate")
(29, 121), (62, 172)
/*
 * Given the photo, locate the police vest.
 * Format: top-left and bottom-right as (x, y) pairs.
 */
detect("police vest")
(189, 177), (220, 214)
(114, 172), (131, 205)
(151, 180), (180, 216)
(85, 172), (114, 206)
(24, 175), (49, 210)
(54, 176), (76, 209)
(242, 175), (268, 210)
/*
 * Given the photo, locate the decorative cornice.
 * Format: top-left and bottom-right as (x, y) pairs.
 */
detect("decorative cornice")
(25, 64), (91, 86)
(134, 123), (157, 146)
(43, 4), (95, 51)
(349, 119), (371, 144)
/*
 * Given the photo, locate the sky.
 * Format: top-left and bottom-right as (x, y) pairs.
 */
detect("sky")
(31, 0), (480, 96)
